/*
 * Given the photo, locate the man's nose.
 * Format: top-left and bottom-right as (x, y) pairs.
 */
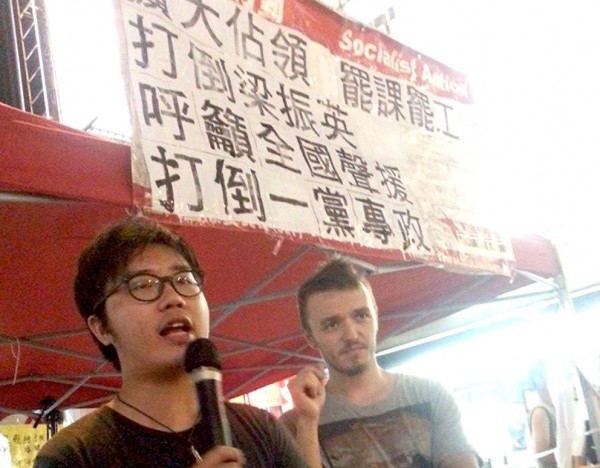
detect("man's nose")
(159, 281), (186, 308)
(341, 320), (359, 340)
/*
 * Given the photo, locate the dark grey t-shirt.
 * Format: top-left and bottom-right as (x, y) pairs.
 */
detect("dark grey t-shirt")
(35, 402), (308, 468)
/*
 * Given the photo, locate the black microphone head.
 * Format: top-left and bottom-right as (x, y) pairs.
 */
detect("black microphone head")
(184, 338), (222, 372)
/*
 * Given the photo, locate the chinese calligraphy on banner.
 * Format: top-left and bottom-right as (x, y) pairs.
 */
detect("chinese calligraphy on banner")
(114, 0), (514, 275)
(0, 424), (48, 468)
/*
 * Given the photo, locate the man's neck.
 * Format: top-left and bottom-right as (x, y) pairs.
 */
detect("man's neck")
(327, 365), (395, 406)
(113, 371), (199, 432)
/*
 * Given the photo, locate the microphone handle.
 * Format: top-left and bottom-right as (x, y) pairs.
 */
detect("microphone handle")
(196, 378), (232, 447)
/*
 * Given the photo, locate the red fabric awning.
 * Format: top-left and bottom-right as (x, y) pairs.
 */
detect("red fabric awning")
(0, 103), (560, 416)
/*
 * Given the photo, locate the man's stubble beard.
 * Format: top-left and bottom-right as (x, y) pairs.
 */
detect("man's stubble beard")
(328, 353), (370, 377)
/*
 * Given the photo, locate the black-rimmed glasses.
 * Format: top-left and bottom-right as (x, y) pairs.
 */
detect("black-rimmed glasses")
(94, 270), (204, 311)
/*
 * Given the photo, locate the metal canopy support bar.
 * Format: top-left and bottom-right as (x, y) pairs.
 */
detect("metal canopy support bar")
(0, 191), (80, 204)
(218, 335), (318, 362)
(379, 288), (557, 329)
(211, 244), (314, 328)
(0, 407), (36, 418)
(69, 395), (114, 410)
(376, 287), (559, 359)
(316, 246), (425, 276)
(373, 246), (567, 361)
(0, 334), (104, 362)
(224, 341), (314, 399)
(225, 364), (308, 373)
(376, 301), (553, 358)
(0, 371), (120, 384)
(515, 268), (559, 290)
(40, 361), (107, 417)
(25, 328), (89, 342)
(211, 287), (297, 312)
(0, 375), (118, 393)
(380, 275), (497, 342)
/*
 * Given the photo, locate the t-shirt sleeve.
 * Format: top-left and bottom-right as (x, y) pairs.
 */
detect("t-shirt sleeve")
(34, 454), (76, 468)
(33, 425), (96, 468)
(226, 403), (309, 468)
(426, 379), (479, 463)
(32, 407), (130, 468)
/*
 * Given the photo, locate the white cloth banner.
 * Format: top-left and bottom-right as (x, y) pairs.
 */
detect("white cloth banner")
(115, 0), (514, 275)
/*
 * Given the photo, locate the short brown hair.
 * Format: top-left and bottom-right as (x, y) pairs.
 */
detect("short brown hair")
(297, 258), (375, 333)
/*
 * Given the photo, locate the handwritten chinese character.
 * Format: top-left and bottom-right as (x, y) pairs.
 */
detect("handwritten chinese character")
(139, 83), (195, 140)
(407, 85), (434, 132)
(340, 61), (372, 112)
(236, 67), (277, 119)
(181, 0), (222, 47)
(393, 208), (431, 251)
(188, 44), (235, 102)
(313, 187), (354, 238)
(129, 15), (179, 78)
(318, 99), (357, 148)
(356, 197), (393, 244)
(128, 0), (170, 19)
(256, 123), (301, 174)
(375, 163), (412, 203)
(201, 100), (254, 161)
(150, 145), (204, 212)
(433, 100), (459, 139)
(373, 75), (405, 121)
(337, 148), (377, 193)
(298, 137), (340, 182)
(215, 159), (266, 221)
(271, 29), (309, 86)
(278, 84), (319, 135)
(226, 7), (265, 66)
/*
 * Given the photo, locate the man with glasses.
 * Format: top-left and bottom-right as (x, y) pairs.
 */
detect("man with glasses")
(34, 216), (314, 467)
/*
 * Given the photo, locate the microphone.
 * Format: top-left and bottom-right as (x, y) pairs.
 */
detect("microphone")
(184, 338), (232, 448)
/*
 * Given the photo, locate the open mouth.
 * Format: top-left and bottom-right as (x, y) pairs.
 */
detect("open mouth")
(160, 318), (192, 336)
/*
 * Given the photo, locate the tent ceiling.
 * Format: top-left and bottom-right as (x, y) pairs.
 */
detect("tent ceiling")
(0, 103), (560, 418)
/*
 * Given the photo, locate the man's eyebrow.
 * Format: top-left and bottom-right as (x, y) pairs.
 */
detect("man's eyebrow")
(319, 314), (339, 324)
(123, 268), (152, 277)
(125, 263), (192, 276)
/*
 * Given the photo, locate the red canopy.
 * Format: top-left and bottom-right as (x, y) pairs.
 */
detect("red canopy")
(0, 103), (559, 417)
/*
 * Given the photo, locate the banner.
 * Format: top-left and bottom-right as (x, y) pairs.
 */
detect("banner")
(0, 424), (48, 468)
(115, 0), (514, 275)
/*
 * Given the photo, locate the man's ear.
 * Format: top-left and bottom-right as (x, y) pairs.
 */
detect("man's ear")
(87, 315), (114, 346)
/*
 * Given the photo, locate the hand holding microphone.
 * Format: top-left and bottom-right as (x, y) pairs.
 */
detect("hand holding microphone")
(190, 446), (245, 467)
